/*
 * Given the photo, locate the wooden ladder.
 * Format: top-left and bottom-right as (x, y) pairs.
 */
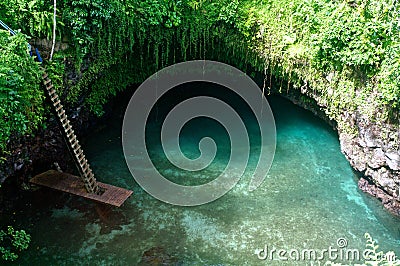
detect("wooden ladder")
(42, 70), (101, 195)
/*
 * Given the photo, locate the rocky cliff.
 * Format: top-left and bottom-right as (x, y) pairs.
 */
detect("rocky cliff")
(340, 116), (400, 215)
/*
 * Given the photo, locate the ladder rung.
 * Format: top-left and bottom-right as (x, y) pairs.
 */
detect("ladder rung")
(54, 100), (61, 107)
(78, 155), (85, 164)
(78, 154), (85, 163)
(69, 134), (77, 142)
(73, 143), (80, 150)
(87, 177), (97, 187)
(85, 171), (93, 179)
(58, 109), (65, 117)
(88, 171), (95, 178)
(81, 158), (88, 166)
(71, 140), (79, 148)
(62, 120), (70, 127)
(46, 84), (54, 91)
(48, 89), (56, 95)
(79, 157), (86, 165)
(67, 131), (75, 139)
(82, 161), (90, 172)
(89, 183), (97, 190)
(68, 134), (77, 142)
(44, 79), (51, 85)
(64, 125), (72, 133)
(67, 132), (76, 140)
(87, 178), (95, 185)
(87, 185), (97, 194)
(74, 149), (82, 157)
(55, 105), (63, 112)
(82, 164), (90, 173)
(60, 114), (67, 123)
(87, 180), (96, 189)
(42, 73), (48, 79)
(51, 94), (58, 101)
(75, 149), (83, 158)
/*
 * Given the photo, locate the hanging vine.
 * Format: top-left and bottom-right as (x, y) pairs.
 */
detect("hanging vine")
(1, 0), (398, 141)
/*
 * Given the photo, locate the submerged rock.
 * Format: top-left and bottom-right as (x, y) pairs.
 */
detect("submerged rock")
(139, 247), (180, 266)
(358, 178), (400, 217)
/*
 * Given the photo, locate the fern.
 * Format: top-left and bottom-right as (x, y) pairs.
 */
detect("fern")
(325, 233), (399, 266)
(364, 233), (400, 266)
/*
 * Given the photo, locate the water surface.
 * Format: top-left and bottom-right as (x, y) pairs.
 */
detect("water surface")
(2, 85), (399, 265)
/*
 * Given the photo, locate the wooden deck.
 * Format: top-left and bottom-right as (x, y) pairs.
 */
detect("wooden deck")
(30, 170), (133, 207)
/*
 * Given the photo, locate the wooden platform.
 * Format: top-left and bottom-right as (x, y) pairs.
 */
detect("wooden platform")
(30, 170), (133, 207)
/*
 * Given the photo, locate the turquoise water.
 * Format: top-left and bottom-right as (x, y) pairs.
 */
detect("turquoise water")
(2, 87), (400, 265)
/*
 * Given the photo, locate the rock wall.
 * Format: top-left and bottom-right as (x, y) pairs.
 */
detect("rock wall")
(339, 116), (400, 215)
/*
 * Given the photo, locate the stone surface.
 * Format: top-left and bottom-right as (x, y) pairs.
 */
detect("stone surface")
(358, 178), (400, 217)
(385, 150), (400, 171)
(368, 148), (386, 169)
(335, 120), (400, 215)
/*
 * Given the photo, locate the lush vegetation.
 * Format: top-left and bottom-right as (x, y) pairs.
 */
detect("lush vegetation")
(0, 30), (44, 152)
(0, 0), (399, 147)
(0, 226), (31, 261)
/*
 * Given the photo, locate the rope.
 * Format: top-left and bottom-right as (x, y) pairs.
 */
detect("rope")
(0, 20), (16, 35)
(49, 0), (56, 60)
(0, 20), (32, 54)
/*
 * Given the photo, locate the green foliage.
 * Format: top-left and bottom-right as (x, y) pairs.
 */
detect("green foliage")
(44, 53), (66, 97)
(0, 0), (398, 131)
(311, 0), (397, 75)
(217, 0), (239, 25)
(137, 0), (183, 28)
(0, 226), (31, 261)
(0, 30), (44, 151)
(378, 47), (400, 110)
(0, 0), (56, 39)
(245, 0), (399, 129)
(63, 0), (114, 55)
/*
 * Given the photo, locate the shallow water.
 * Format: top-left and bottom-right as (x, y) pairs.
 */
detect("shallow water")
(1, 85), (400, 265)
